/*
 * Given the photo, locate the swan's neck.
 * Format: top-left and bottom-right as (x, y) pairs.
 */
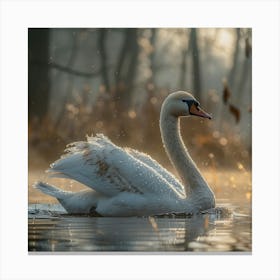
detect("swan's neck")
(160, 111), (209, 197)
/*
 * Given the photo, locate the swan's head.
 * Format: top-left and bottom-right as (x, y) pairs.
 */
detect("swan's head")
(162, 91), (212, 119)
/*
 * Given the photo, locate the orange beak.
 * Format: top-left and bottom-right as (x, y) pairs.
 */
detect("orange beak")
(190, 104), (212, 119)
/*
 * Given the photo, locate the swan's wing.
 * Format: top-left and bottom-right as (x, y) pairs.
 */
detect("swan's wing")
(48, 134), (181, 197)
(125, 148), (185, 196)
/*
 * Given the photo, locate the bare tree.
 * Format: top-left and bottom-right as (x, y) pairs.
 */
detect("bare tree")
(149, 28), (157, 83)
(114, 28), (139, 109)
(54, 30), (79, 129)
(179, 29), (190, 89)
(125, 28), (139, 95)
(190, 28), (202, 101)
(228, 28), (241, 100)
(115, 29), (130, 86)
(28, 28), (50, 121)
(98, 29), (110, 91)
(236, 32), (252, 102)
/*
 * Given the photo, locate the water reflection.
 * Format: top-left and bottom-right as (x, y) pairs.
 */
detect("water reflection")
(28, 205), (251, 252)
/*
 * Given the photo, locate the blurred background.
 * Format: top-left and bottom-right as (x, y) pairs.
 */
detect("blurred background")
(28, 28), (252, 204)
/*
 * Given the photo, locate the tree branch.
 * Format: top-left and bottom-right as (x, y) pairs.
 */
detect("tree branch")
(31, 59), (103, 78)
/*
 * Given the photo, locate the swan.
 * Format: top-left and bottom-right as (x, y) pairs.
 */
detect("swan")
(34, 91), (215, 216)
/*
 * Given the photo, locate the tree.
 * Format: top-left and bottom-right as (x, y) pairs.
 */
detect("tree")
(125, 29), (139, 95)
(28, 28), (50, 121)
(190, 28), (202, 101)
(98, 29), (110, 91)
(148, 28), (157, 83)
(228, 28), (241, 102)
(114, 28), (139, 109)
(236, 32), (252, 102)
(179, 29), (190, 89)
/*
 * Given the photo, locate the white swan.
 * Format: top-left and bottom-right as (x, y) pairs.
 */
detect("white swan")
(34, 91), (215, 216)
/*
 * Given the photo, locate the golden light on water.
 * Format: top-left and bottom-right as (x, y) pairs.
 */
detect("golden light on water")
(148, 217), (159, 233)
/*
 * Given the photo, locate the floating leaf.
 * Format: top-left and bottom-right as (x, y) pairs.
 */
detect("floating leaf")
(229, 104), (241, 123)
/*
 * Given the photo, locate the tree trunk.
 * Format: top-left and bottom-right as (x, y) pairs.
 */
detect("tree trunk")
(228, 28), (241, 101)
(98, 29), (110, 91)
(115, 29), (130, 86)
(54, 30), (79, 129)
(180, 30), (190, 89)
(114, 28), (139, 109)
(125, 28), (139, 96)
(180, 48), (188, 89)
(149, 28), (157, 83)
(190, 28), (202, 101)
(236, 51), (252, 102)
(28, 28), (50, 121)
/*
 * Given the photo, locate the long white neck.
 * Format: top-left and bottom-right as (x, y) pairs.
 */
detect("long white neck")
(160, 108), (209, 197)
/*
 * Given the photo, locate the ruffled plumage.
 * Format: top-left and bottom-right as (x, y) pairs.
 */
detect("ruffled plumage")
(35, 91), (215, 216)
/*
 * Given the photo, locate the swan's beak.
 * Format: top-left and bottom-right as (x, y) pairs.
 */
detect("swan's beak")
(190, 104), (212, 119)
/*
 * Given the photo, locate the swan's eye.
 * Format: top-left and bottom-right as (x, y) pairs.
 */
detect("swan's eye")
(182, 100), (200, 106)
(182, 99), (192, 106)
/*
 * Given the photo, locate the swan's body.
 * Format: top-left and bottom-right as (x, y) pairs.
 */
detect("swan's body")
(35, 91), (215, 216)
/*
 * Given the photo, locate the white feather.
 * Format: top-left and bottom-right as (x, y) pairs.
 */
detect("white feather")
(49, 134), (181, 198)
(34, 182), (102, 214)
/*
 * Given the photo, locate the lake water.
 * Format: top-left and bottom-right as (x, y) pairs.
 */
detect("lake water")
(28, 201), (251, 252)
(28, 169), (251, 253)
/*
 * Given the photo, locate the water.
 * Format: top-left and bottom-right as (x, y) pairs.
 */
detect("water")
(28, 169), (251, 252)
(28, 201), (251, 252)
